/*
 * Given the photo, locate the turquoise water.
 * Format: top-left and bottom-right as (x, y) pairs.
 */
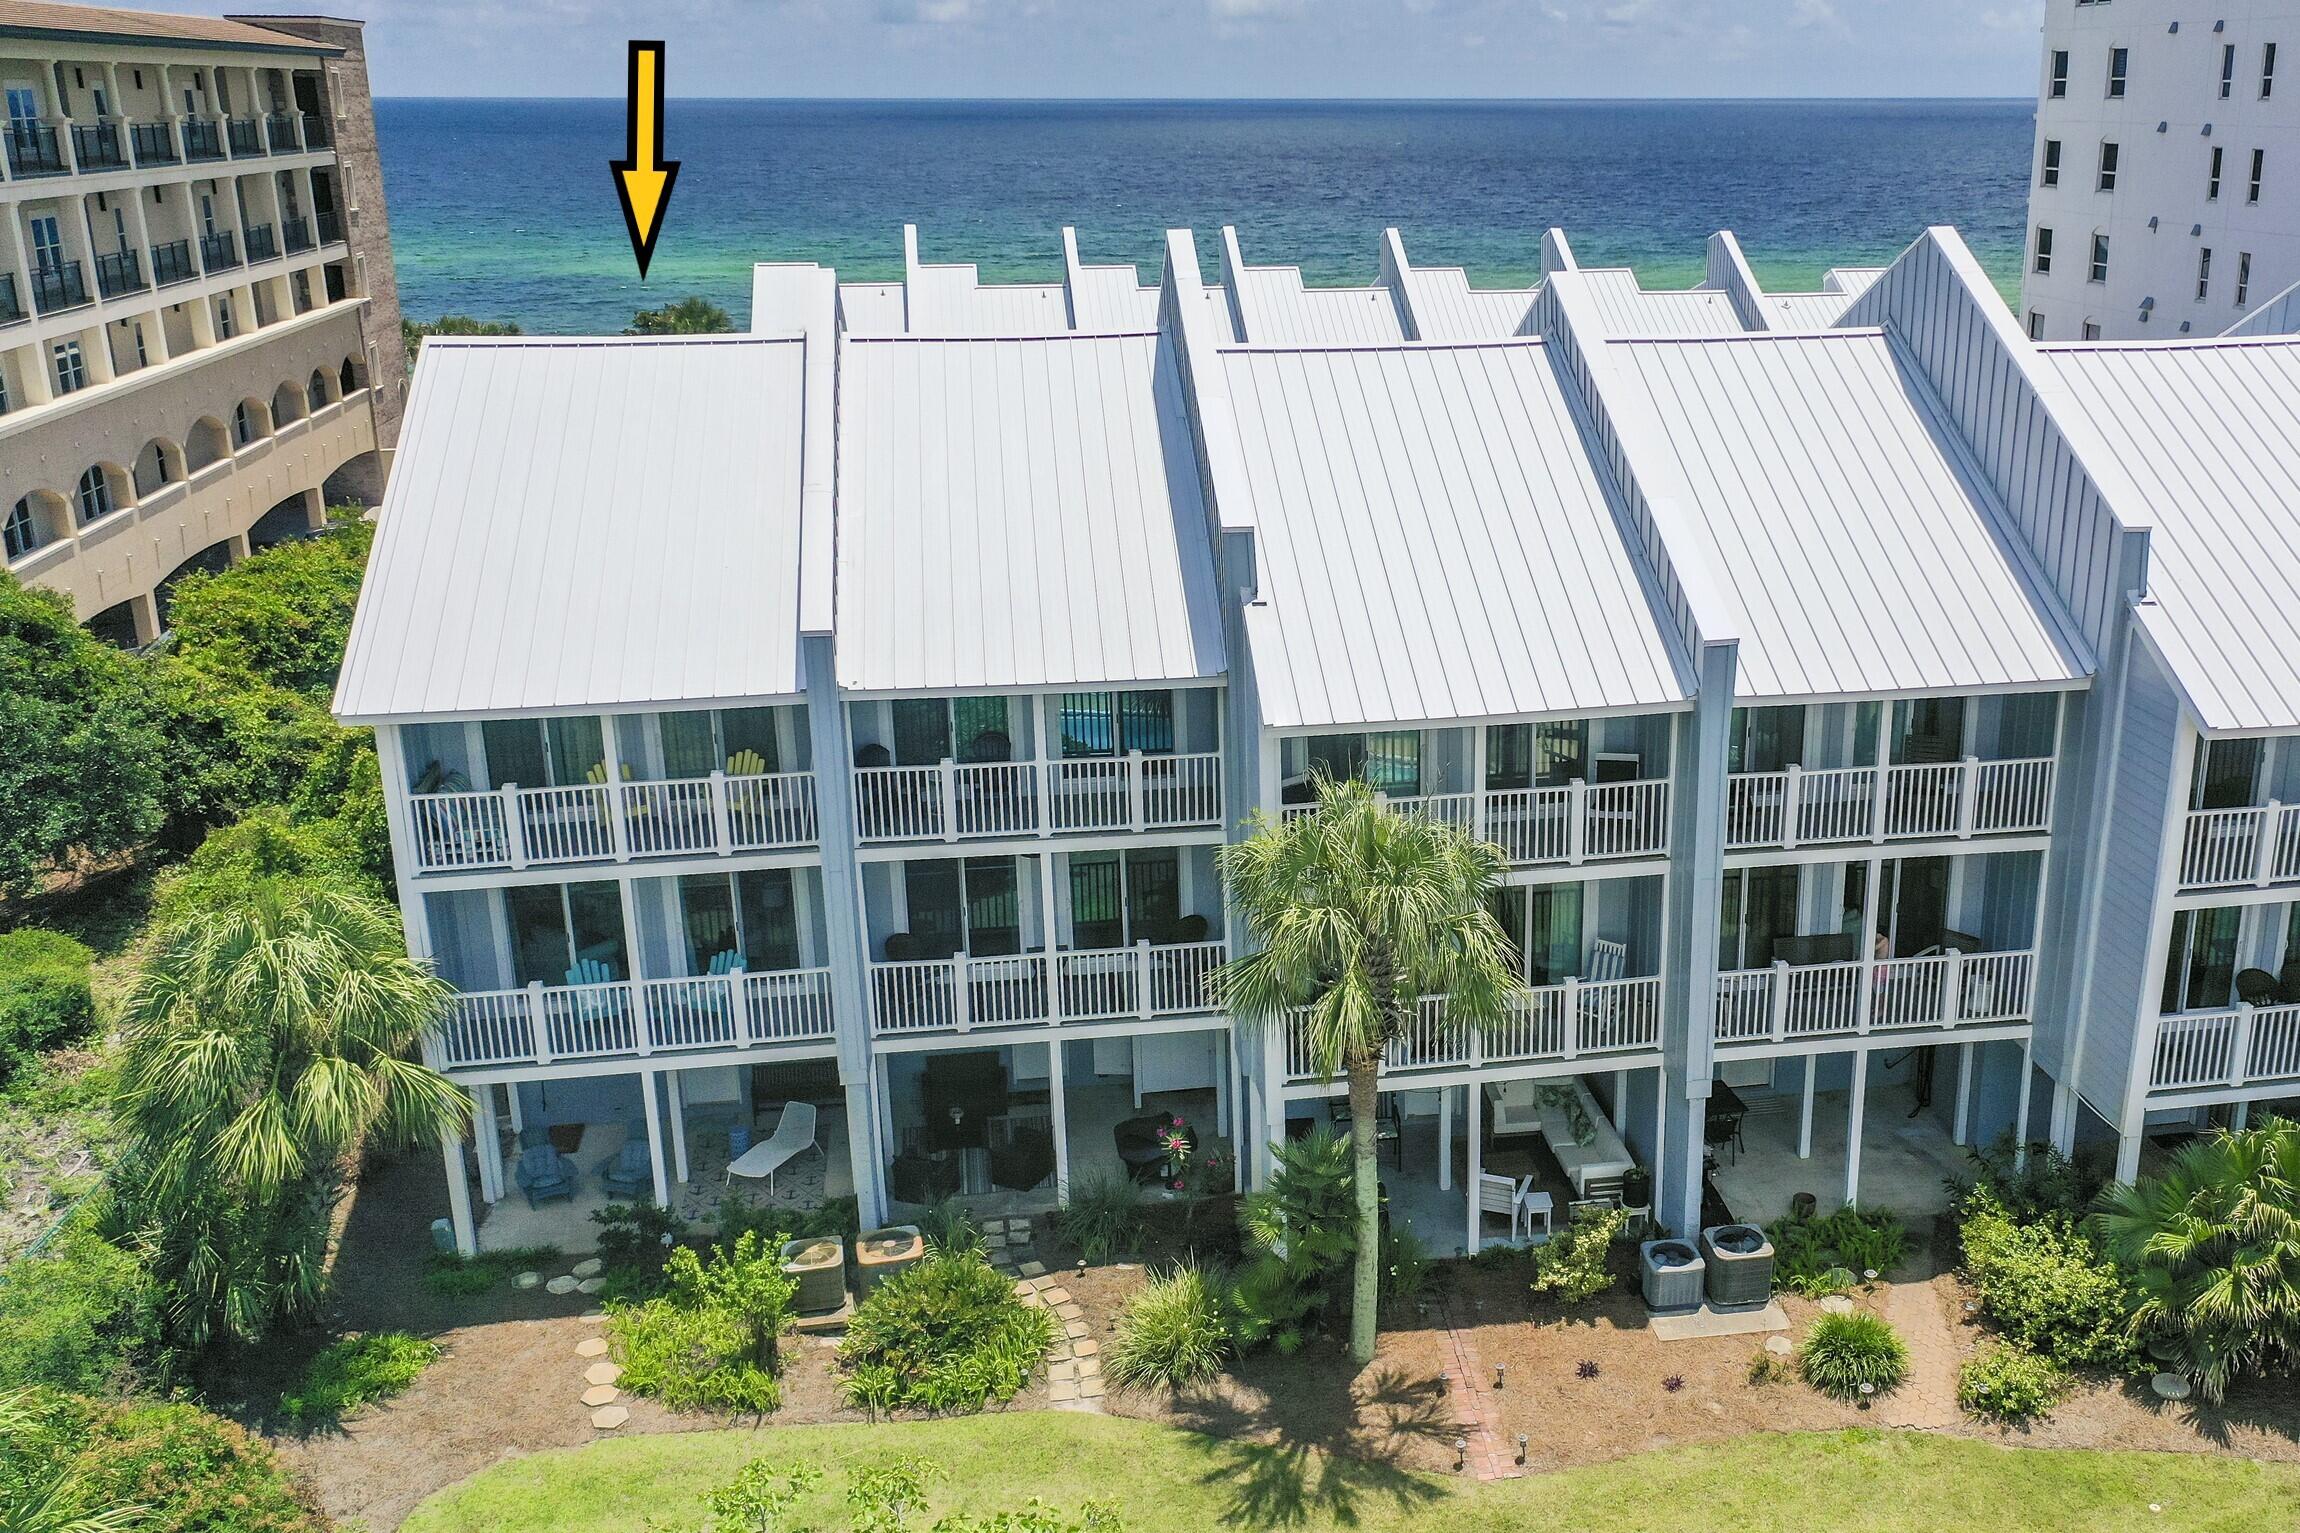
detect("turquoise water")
(378, 99), (2034, 335)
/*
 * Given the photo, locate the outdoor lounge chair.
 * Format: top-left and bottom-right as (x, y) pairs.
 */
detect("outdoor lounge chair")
(725, 1100), (821, 1193)
(601, 1120), (655, 1199)
(514, 1142), (579, 1209)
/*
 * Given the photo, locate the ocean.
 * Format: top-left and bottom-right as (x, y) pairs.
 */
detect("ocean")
(376, 98), (2035, 336)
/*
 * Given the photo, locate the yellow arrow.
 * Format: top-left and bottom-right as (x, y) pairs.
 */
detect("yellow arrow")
(610, 40), (679, 278)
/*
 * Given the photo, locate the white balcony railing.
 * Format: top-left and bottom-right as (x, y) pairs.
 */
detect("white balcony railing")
(854, 752), (1223, 843)
(1713, 948), (2035, 1046)
(1725, 757), (2054, 852)
(407, 770), (819, 873)
(1284, 779), (1672, 867)
(1283, 975), (1664, 1081)
(430, 966), (837, 1071)
(2150, 1002), (2300, 1092)
(2178, 802), (2300, 890)
(868, 939), (1227, 1036)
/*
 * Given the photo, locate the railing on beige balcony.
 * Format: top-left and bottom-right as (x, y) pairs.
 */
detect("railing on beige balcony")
(1713, 948), (2035, 1045)
(2178, 802), (2300, 891)
(868, 940), (1226, 1036)
(1283, 976), (1663, 1081)
(2149, 1002), (2300, 1093)
(1283, 779), (1671, 866)
(1725, 757), (2055, 851)
(407, 771), (818, 873)
(429, 967), (837, 1071)
(853, 752), (1222, 843)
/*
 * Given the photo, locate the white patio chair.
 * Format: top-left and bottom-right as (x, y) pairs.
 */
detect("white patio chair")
(1477, 1171), (1530, 1247)
(725, 1100), (821, 1194)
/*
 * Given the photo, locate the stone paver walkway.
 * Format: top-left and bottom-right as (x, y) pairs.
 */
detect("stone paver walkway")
(1434, 1296), (1520, 1481)
(1873, 1275), (1960, 1429)
(992, 1218), (1107, 1413)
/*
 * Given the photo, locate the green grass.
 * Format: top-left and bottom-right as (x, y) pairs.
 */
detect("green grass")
(283, 1331), (441, 1425)
(400, 1412), (2300, 1533)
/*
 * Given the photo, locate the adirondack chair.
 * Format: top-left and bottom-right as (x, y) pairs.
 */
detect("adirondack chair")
(724, 748), (770, 825)
(514, 1142), (579, 1208)
(600, 1118), (655, 1199)
(1576, 939), (1631, 1033)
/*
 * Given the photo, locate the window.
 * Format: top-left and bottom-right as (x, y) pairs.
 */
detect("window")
(3, 497), (36, 561)
(674, 871), (801, 975)
(51, 340), (86, 395)
(2265, 41), (2278, 98)
(306, 369), (327, 412)
(2197, 247), (2212, 300)
(2027, 310), (2045, 339)
(2237, 251), (2253, 306)
(2250, 147), (2266, 202)
(2049, 49), (2069, 97)
(2097, 140), (2119, 191)
(131, 322), (147, 368)
(2089, 232), (2110, 283)
(2209, 145), (2224, 200)
(504, 880), (627, 987)
(1067, 849), (1182, 950)
(214, 296), (232, 339)
(231, 400), (254, 445)
(73, 465), (112, 525)
(2041, 138), (2061, 186)
(897, 857), (1020, 958)
(1493, 882), (1584, 986)
(2107, 46), (2127, 97)
(2082, 319), (2102, 340)
(2222, 42), (2237, 97)
(2033, 226), (2054, 274)
(1059, 691), (1175, 757)
(1726, 706), (1805, 775)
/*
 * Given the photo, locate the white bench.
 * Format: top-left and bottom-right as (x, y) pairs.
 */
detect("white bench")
(724, 1100), (821, 1194)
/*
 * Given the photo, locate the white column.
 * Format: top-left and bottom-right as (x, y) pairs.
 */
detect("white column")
(2232, 1100), (2251, 1131)
(470, 1085), (503, 1203)
(2114, 1128), (2143, 1186)
(440, 1128), (476, 1256)
(1436, 1085), (1454, 1193)
(1464, 1078), (1484, 1256)
(1047, 1038), (1070, 1205)
(1843, 1049), (1869, 1209)
(667, 1069), (690, 1184)
(2014, 1034), (2035, 1169)
(640, 1068), (670, 1207)
(1952, 1043), (1974, 1146)
(847, 1079), (886, 1229)
(1798, 1054), (1816, 1159)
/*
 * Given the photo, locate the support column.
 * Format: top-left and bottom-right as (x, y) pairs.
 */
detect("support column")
(1436, 1085), (1454, 1193)
(1843, 1049), (1869, 1209)
(506, 1081), (525, 1134)
(1047, 1038), (1070, 1205)
(2114, 1128), (2143, 1186)
(640, 1068), (670, 1208)
(2233, 1100), (2251, 1131)
(1464, 1076), (1484, 1257)
(300, 485), (326, 530)
(1213, 1029), (1231, 1139)
(1952, 1043), (1974, 1146)
(470, 1085), (503, 1203)
(850, 1078), (886, 1228)
(667, 1069), (690, 1185)
(439, 1128), (476, 1256)
(128, 591), (161, 646)
(1798, 1055), (1816, 1159)
(2014, 1034), (2035, 1167)
(2048, 1080), (2076, 1154)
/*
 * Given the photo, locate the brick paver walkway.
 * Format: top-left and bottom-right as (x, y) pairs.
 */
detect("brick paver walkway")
(1873, 1274), (1960, 1428)
(1434, 1296), (1521, 1480)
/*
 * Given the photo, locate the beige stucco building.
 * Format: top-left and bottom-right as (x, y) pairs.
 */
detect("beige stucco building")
(0, 1), (404, 643)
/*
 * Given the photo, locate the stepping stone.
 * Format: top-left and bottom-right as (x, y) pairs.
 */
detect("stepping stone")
(546, 1275), (580, 1295)
(513, 1271), (542, 1290)
(1074, 1338), (1100, 1357)
(1043, 1287), (1072, 1305)
(1819, 1296), (1855, 1316)
(1055, 1303), (1084, 1322)
(1020, 1293), (1044, 1308)
(1764, 1337), (1795, 1357)
(983, 1219), (1007, 1235)
(1076, 1357), (1101, 1379)
(581, 1385), (620, 1407)
(590, 1405), (630, 1430)
(580, 1312), (606, 1322)
(1019, 1261), (1046, 1278)
(1014, 1281), (1035, 1298)
(2151, 1373), (2193, 1401)
(1065, 1321), (1090, 1340)
(577, 1277), (606, 1294)
(1049, 1360), (1077, 1381)
(584, 1363), (623, 1386)
(571, 1257), (604, 1279)
(1080, 1377), (1105, 1399)
(576, 1338), (610, 1359)
(1050, 1380), (1079, 1403)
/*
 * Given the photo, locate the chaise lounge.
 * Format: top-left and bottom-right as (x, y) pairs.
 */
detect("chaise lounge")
(725, 1100), (822, 1194)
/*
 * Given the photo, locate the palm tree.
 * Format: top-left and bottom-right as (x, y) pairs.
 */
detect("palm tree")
(112, 882), (466, 1349)
(1214, 775), (1519, 1364)
(2094, 1115), (2300, 1402)
(626, 295), (734, 334)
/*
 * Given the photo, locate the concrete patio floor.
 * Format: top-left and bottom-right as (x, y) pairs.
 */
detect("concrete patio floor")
(1709, 1086), (1968, 1225)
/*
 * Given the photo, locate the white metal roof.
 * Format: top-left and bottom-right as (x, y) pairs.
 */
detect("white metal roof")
(838, 282), (906, 335)
(1601, 331), (2093, 702)
(1220, 340), (1692, 731)
(1578, 270), (1749, 338)
(1230, 264), (1410, 345)
(1069, 263), (1161, 331)
(2037, 338), (2300, 733)
(335, 337), (810, 723)
(1755, 268), (1885, 332)
(1396, 263), (1540, 341)
(835, 331), (1226, 695)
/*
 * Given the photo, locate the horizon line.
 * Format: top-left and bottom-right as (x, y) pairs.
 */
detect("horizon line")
(372, 92), (2034, 105)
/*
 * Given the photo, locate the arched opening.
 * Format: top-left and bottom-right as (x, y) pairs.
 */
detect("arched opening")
(74, 464), (129, 527)
(155, 539), (233, 630)
(306, 368), (333, 413)
(4, 490), (70, 563)
(339, 354), (365, 397)
(270, 379), (305, 427)
(186, 416), (231, 472)
(133, 438), (184, 497)
(231, 397), (270, 448)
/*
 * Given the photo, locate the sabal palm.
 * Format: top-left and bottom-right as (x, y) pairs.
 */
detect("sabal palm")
(2094, 1115), (2300, 1402)
(114, 882), (465, 1346)
(1214, 775), (1518, 1364)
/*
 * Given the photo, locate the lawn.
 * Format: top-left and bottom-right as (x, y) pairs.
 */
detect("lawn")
(400, 1411), (2300, 1533)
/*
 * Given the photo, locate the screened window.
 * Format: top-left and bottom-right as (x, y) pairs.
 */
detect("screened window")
(74, 465), (111, 525)
(1293, 732), (1421, 797)
(480, 715), (605, 789)
(2161, 907), (2241, 1013)
(1068, 849), (1182, 949)
(1719, 865), (1799, 972)
(1524, 884), (1584, 986)
(675, 872), (800, 975)
(900, 857), (1021, 957)
(2191, 735), (2263, 811)
(1727, 705), (1806, 775)
(736, 868), (803, 971)
(505, 880), (627, 986)
(889, 696), (1012, 766)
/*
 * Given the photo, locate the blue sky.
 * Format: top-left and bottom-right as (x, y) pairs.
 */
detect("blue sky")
(192, 0), (2047, 98)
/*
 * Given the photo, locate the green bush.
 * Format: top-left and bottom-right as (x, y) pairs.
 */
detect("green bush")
(0, 928), (95, 1082)
(0, 1215), (164, 1394)
(592, 1200), (689, 1300)
(165, 521), (373, 699)
(1058, 1174), (1144, 1266)
(1767, 1207), (1911, 1297)
(1230, 1129), (1354, 1354)
(1105, 1265), (1233, 1389)
(1960, 1185), (2136, 1370)
(839, 1249), (1056, 1415)
(421, 1243), (563, 1297)
(1957, 1342), (2066, 1423)
(714, 1193), (858, 1253)
(1798, 1310), (1909, 1400)
(0, 1388), (325, 1533)
(1530, 1203), (1629, 1305)
(1950, 1138), (2109, 1225)
(918, 1196), (985, 1257)
(281, 1330), (439, 1424)
(612, 1232), (798, 1415)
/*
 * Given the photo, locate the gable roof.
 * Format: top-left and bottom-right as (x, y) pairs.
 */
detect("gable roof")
(0, 0), (337, 51)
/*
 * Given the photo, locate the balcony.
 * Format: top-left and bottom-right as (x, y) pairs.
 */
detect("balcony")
(2150, 1003), (2300, 1094)
(150, 238), (196, 287)
(226, 115), (264, 157)
(407, 769), (819, 875)
(129, 119), (178, 166)
(1713, 948), (2036, 1047)
(1283, 976), (1665, 1083)
(2178, 801), (2300, 891)
(1725, 757), (2054, 852)
(316, 208), (343, 246)
(264, 112), (301, 153)
(93, 248), (145, 299)
(199, 230), (239, 273)
(854, 752), (1223, 843)
(30, 261), (90, 315)
(0, 274), (23, 327)
(1287, 778), (1672, 867)
(181, 118), (224, 162)
(4, 119), (67, 177)
(301, 112), (332, 149)
(68, 120), (125, 171)
(869, 939), (1226, 1038)
(243, 223), (278, 263)
(282, 216), (313, 254)
(431, 966), (838, 1073)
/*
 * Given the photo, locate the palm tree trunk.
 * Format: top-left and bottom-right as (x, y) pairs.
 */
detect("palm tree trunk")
(1348, 1053), (1381, 1366)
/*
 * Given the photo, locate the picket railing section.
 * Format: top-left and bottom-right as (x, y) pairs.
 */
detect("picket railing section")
(869, 941), (1226, 1037)
(1713, 948), (2037, 1045)
(1724, 758), (2054, 852)
(2149, 1002), (2300, 1092)
(1282, 976), (1664, 1081)
(427, 967), (841, 1071)
(1320, 779), (1670, 867)
(2178, 802), (2300, 890)
(409, 772), (818, 873)
(854, 752), (1223, 843)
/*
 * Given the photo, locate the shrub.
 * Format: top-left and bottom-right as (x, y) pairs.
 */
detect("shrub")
(593, 1200), (688, 1300)
(281, 1331), (439, 1424)
(1105, 1265), (1233, 1389)
(421, 1243), (563, 1297)
(0, 1215), (164, 1394)
(165, 521), (372, 698)
(1798, 1310), (1909, 1400)
(1768, 1207), (1911, 1297)
(1230, 1129), (1354, 1353)
(1950, 1138), (2109, 1225)
(1380, 1228), (1437, 1310)
(0, 1389), (326, 1533)
(838, 1249), (1056, 1415)
(714, 1193), (858, 1253)
(918, 1196), (984, 1257)
(1957, 1342), (2066, 1423)
(1747, 1347), (1794, 1386)
(1959, 1185), (2136, 1370)
(0, 928), (96, 1083)
(1530, 1202), (1629, 1305)
(612, 1232), (797, 1415)
(1058, 1175), (1143, 1266)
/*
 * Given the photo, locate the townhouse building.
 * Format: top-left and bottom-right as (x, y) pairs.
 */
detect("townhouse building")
(1, 0), (403, 644)
(336, 222), (2300, 1258)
